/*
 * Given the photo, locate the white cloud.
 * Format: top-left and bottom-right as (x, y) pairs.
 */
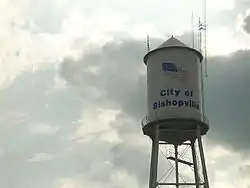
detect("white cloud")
(31, 124), (60, 135)
(72, 108), (121, 142)
(205, 143), (249, 188)
(54, 178), (81, 188)
(207, 145), (234, 159)
(0, 27), (73, 87)
(207, 0), (235, 10)
(54, 74), (68, 89)
(28, 152), (54, 162)
(0, 0), (245, 89)
(207, 26), (249, 56)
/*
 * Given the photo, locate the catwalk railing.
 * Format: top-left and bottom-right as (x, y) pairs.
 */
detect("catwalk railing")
(141, 111), (209, 128)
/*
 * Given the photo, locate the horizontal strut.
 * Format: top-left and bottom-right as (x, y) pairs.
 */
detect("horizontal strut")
(158, 183), (205, 186)
(167, 156), (193, 166)
(159, 142), (191, 145)
(160, 129), (197, 133)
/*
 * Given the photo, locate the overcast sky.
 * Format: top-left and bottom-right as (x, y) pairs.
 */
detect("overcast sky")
(0, 0), (250, 188)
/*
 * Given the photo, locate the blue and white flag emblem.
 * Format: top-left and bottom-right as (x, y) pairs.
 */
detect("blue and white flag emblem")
(162, 62), (178, 72)
(161, 61), (188, 80)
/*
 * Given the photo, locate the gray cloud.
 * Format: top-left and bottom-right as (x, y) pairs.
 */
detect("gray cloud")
(111, 143), (149, 184)
(60, 39), (148, 120)
(0, 65), (151, 188)
(0, 68), (85, 188)
(243, 13), (250, 34)
(205, 50), (250, 151)
(239, 165), (250, 178)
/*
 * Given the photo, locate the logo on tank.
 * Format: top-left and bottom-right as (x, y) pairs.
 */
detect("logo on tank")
(161, 61), (188, 80)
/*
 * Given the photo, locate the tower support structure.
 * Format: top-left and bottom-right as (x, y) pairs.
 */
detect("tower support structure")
(148, 125), (209, 188)
(142, 36), (210, 188)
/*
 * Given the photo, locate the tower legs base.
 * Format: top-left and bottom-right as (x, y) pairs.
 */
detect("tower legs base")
(148, 125), (209, 188)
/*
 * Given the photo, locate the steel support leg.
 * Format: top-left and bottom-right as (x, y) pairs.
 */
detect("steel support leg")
(149, 125), (159, 188)
(197, 126), (209, 188)
(191, 140), (200, 188)
(174, 145), (179, 188)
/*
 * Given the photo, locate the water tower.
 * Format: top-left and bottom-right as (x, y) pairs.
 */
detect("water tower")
(142, 36), (210, 188)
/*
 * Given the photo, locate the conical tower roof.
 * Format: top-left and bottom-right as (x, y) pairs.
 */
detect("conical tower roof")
(143, 36), (203, 64)
(158, 35), (189, 48)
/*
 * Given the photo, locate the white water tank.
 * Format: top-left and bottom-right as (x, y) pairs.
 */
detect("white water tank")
(142, 36), (209, 144)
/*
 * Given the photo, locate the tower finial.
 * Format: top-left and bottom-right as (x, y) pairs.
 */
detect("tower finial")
(146, 35), (150, 53)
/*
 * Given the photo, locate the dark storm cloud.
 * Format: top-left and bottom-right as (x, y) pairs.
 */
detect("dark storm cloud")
(60, 36), (250, 153)
(205, 50), (250, 151)
(60, 41), (153, 184)
(243, 13), (250, 34)
(60, 39), (149, 120)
